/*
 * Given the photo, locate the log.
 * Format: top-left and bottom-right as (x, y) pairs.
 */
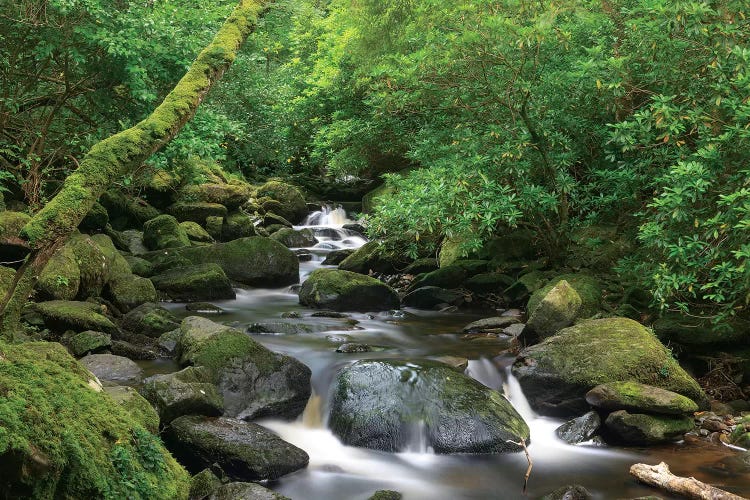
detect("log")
(630, 462), (747, 500)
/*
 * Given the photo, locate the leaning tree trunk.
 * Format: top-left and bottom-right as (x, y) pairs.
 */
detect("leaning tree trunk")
(0, 0), (270, 339)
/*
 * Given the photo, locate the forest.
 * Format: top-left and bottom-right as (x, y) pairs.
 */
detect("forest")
(0, 0), (749, 499)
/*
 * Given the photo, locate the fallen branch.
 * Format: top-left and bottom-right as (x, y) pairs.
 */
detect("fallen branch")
(630, 462), (746, 500)
(507, 439), (533, 493)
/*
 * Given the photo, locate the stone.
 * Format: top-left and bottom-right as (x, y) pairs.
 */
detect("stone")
(189, 469), (222, 500)
(143, 214), (190, 250)
(524, 280), (582, 341)
(511, 317), (708, 417)
(464, 272), (515, 295)
(329, 359), (529, 453)
(336, 343), (372, 353)
(151, 263), (235, 302)
(79, 202), (110, 232)
(141, 366), (224, 424)
(462, 317), (520, 333)
(164, 416), (309, 481)
(36, 245), (80, 301)
(402, 286), (463, 309)
(321, 249), (354, 266)
(270, 227), (317, 248)
(407, 265), (467, 291)
(185, 302), (225, 314)
(527, 274), (601, 319)
(403, 258), (439, 275)
(540, 484), (593, 500)
(585, 381), (699, 415)
(555, 411), (601, 444)
(67, 330), (112, 357)
(604, 410), (694, 445)
(32, 300), (117, 335)
(338, 241), (410, 275)
(167, 202), (228, 224)
(254, 181), (307, 224)
(121, 303), (180, 338)
(209, 482), (290, 500)
(124, 255), (154, 277)
(180, 221), (213, 243)
(221, 212), (257, 241)
(368, 491), (403, 500)
(179, 183), (251, 210)
(80, 354), (144, 386)
(299, 268), (400, 312)
(105, 275), (158, 313)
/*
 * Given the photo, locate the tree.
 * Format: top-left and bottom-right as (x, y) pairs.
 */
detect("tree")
(0, 0), (271, 338)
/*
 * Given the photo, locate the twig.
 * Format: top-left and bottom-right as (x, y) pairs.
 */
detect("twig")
(507, 438), (533, 494)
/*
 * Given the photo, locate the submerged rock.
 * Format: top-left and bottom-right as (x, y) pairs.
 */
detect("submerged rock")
(299, 268), (399, 312)
(329, 359), (529, 453)
(165, 415), (309, 481)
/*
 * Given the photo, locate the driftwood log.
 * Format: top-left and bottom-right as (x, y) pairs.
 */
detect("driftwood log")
(630, 462), (747, 500)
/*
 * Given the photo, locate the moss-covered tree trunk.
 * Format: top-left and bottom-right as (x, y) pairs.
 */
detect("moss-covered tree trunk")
(0, 0), (270, 339)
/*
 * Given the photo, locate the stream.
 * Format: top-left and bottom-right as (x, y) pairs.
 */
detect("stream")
(154, 207), (749, 500)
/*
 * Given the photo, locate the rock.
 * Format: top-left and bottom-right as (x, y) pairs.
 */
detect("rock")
(527, 274), (601, 319)
(336, 343), (372, 353)
(408, 265), (467, 291)
(462, 317), (520, 333)
(321, 249), (354, 266)
(247, 320), (349, 335)
(32, 300), (117, 335)
(270, 227), (317, 248)
(524, 280), (582, 341)
(221, 212), (256, 241)
(103, 385), (160, 434)
(36, 244), (81, 301)
(585, 381), (699, 415)
(105, 275), (158, 313)
(67, 330), (112, 357)
(511, 318), (708, 417)
(141, 366), (224, 424)
(652, 313), (750, 347)
(261, 212), (293, 228)
(0, 211), (31, 263)
(402, 286), (463, 309)
(504, 323), (526, 336)
(0, 342), (189, 499)
(254, 181), (307, 224)
(338, 241), (410, 275)
(403, 258), (439, 275)
(464, 272), (515, 295)
(144, 237), (299, 287)
(431, 356), (469, 372)
(180, 221), (214, 243)
(189, 469), (222, 500)
(164, 416), (309, 480)
(143, 214), (190, 250)
(79, 201), (109, 232)
(151, 263), (235, 302)
(368, 491), (403, 500)
(540, 484), (593, 500)
(0, 266), (16, 299)
(177, 317), (312, 420)
(180, 183), (251, 210)
(329, 359), (529, 453)
(604, 410), (694, 445)
(209, 482), (290, 500)
(167, 202), (228, 224)
(555, 411), (601, 444)
(79, 354), (144, 386)
(158, 329), (181, 354)
(205, 215), (224, 241)
(124, 255), (154, 277)
(185, 302), (225, 314)
(121, 303), (180, 338)
(299, 268), (400, 312)
(120, 229), (149, 255)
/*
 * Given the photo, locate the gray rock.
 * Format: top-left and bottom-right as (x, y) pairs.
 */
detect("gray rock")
(336, 343), (372, 353)
(540, 484), (593, 500)
(402, 286), (463, 309)
(524, 280), (582, 341)
(462, 316), (520, 333)
(209, 482), (290, 500)
(555, 411), (601, 444)
(604, 410), (694, 445)
(121, 302), (179, 338)
(141, 366), (223, 424)
(586, 381), (699, 415)
(80, 354), (143, 386)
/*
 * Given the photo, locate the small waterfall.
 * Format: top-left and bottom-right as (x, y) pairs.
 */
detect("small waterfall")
(302, 205), (352, 227)
(302, 392), (324, 428)
(466, 358), (504, 391)
(504, 367), (536, 422)
(404, 420), (433, 454)
(296, 204), (368, 252)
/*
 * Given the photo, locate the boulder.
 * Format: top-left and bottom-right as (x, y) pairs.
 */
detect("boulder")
(511, 318), (708, 417)
(120, 230), (148, 255)
(338, 241), (409, 275)
(143, 214), (190, 250)
(179, 183), (251, 210)
(209, 482), (290, 500)
(407, 265), (467, 291)
(604, 410), (694, 445)
(270, 227), (317, 248)
(585, 381), (699, 415)
(329, 359), (529, 453)
(80, 354), (144, 386)
(254, 181), (307, 224)
(403, 258), (439, 275)
(124, 256), (153, 277)
(164, 416), (309, 480)
(261, 212), (293, 228)
(539, 485), (593, 500)
(67, 330), (112, 357)
(32, 300), (117, 335)
(180, 221), (213, 243)
(121, 303), (179, 338)
(167, 202), (228, 224)
(0, 266), (15, 299)
(189, 469), (222, 500)
(140, 366), (223, 424)
(177, 317), (311, 420)
(321, 249), (354, 266)
(79, 202), (109, 232)
(205, 215), (224, 240)
(36, 244), (80, 300)
(555, 411), (601, 444)
(652, 313), (750, 347)
(527, 274), (601, 319)
(151, 263), (235, 302)
(464, 272), (515, 295)
(221, 212), (257, 241)
(105, 275), (158, 313)
(462, 317), (520, 333)
(402, 286), (463, 309)
(523, 280), (582, 341)
(0, 342), (189, 499)
(103, 385), (160, 434)
(0, 211), (31, 263)
(299, 268), (399, 312)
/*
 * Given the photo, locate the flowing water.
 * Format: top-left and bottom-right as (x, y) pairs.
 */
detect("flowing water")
(162, 207), (750, 500)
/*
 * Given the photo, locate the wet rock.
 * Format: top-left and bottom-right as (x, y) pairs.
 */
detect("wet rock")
(158, 329), (181, 354)
(311, 311), (350, 318)
(165, 416), (309, 481)
(189, 469), (222, 499)
(141, 366), (223, 424)
(462, 317), (520, 334)
(585, 381), (699, 415)
(254, 181), (308, 224)
(209, 482), (290, 500)
(523, 280), (582, 342)
(221, 212), (256, 241)
(343, 223), (367, 234)
(80, 353), (143, 386)
(143, 214), (190, 250)
(32, 300), (117, 335)
(604, 410), (694, 445)
(336, 343), (372, 353)
(67, 330), (112, 357)
(329, 359), (529, 453)
(111, 339), (160, 360)
(151, 263), (235, 302)
(540, 484), (593, 500)
(321, 249), (355, 266)
(121, 302), (179, 338)
(431, 356), (469, 372)
(299, 268), (399, 312)
(555, 411), (601, 444)
(104, 385), (160, 434)
(185, 302), (224, 314)
(503, 323), (525, 337)
(512, 318), (708, 417)
(270, 227), (317, 248)
(402, 286), (463, 309)
(407, 265), (467, 291)
(105, 275), (158, 313)
(262, 212), (293, 228)
(338, 241), (410, 275)
(296, 251), (313, 262)
(124, 255), (154, 277)
(403, 258), (439, 275)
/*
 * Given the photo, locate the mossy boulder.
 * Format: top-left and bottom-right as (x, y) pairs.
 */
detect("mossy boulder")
(464, 272), (515, 295)
(524, 280), (582, 341)
(176, 317), (312, 420)
(480, 229), (538, 268)
(121, 303), (179, 338)
(209, 482), (290, 500)
(167, 202), (228, 224)
(103, 385), (160, 434)
(78, 202), (109, 232)
(254, 181), (307, 224)
(65, 234), (111, 298)
(179, 183), (251, 210)
(190, 469), (222, 500)
(144, 237), (299, 287)
(123, 256), (153, 277)
(220, 212), (256, 241)
(36, 244), (81, 301)
(403, 258), (439, 275)
(527, 273), (602, 319)
(321, 248), (355, 266)
(604, 410), (694, 445)
(511, 317), (708, 417)
(270, 227), (317, 248)
(140, 366), (223, 424)
(329, 359), (530, 453)
(261, 212), (293, 228)
(0, 342), (189, 499)
(338, 241), (410, 275)
(299, 268), (400, 312)
(32, 300), (117, 335)
(205, 215), (224, 240)
(0, 211), (31, 262)
(402, 286), (463, 309)
(151, 263), (235, 302)
(80, 354), (144, 386)
(67, 330), (112, 357)
(0, 266), (15, 299)
(143, 214), (191, 250)
(651, 313), (750, 347)
(180, 221), (213, 243)
(438, 233), (473, 268)
(361, 182), (392, 214)
(408, 265), (467, 291)
(105, 275), (157, 313)
(585, 381), (699, 415)
(126, 197), (162, 228)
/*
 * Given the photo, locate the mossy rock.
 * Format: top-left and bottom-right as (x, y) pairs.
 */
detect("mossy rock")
(604, 410), (694, 445)
(66, 234), (110, 298)
(338, 241), (410, 275)
(221, 212), (256, 242)
(524, 280), (582, 341)
(361, 182), (392, 214)
(321, 248), (355, 266)
(651, 313), (750, 347)
(126, 197), (162, 228)
(403, 258), (438, 275)
(329, 359), (529, 453)
(464, 272), (515, 295)
(511, 317), (708, 417)
(124, 256), (154, 277)
(527, 273), (602, 319)
(179, 183), (251, 210)
(78, 202), (109, 232)
(32, 301), (117, 335)
(151, 263), (235, 302)
(209, 482), (291, 500)
(299, 268), (400, 312)
(143, 214), (191, 250)
(261, 212), (293, 228)
(585, 381), (699, 415)
(140, 366), (223, 424)
(408, 265), (467, 291)
(479, 229), (538, 267)
(80, 354), (144, 386)
(90, 234), (132, 280)
(67, 330), (112, 357)
(205, 215), (224, 241)
(103, 385), (160, 434)
(189, 469), (222, 500)
(402, 286), (463, 309)
(167, 202), (228, 224)
(270, 228), (317, 248)
(0, 266), (15, 299)
(180, 221), (213, 243)
(0, 211), (31, 262)
(438, 234), (475, 268)
(36, 244), (81, 301)
(368, 491), (403, 500)
(121, 303), (179, 338)
(254, 181), (307, 224)
(105, 276), (157, 313)
(0, 341), (189, 499)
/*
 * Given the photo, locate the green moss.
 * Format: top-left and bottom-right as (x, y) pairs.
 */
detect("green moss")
(67, 330), (112, 357)
(36, 245), (81, 301)
(299, 268), (400, 312)
(79, 202), (109, 232)
(167, 202), (228, 224)
(189, 469), (221, 499)
(106, 276), (157, 313)
(254, 181), (307, 224)
(143, 215), (191, 250)
(32, 300), (117, 334)
(0, 266), (15, 299)
(179, 221), (213, 243)
(0, 211), (31, 241)
(0, 341), (189, 499)
(150, 263), (234, 302)
(103, 386), (160, 435)
(527, 273), (602, 318)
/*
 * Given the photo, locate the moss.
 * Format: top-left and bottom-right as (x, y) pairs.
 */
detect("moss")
(361, 182), (393, 214)
(587, 381), (699, 414)
(189, 469), (221, 499)
(79, 202), (109, 232)
(32, 300), (117, 335)
(339, 240), (410, 275)
(103, 386), (160, 435)
(254, 181), (307, 224)
(438, 233), (474, 268)
(605, 410), (694, 445)
(525, 280), (582, 340)
(150, 263), (235, 302)
(179, 221), (213, 243)
(0, 266), (15, 299)
(179, 183), (251, 210)
(124, 256), (154, 277)
(221, 211), (256, 241)
(527, 273), (602, 318)
(270, 227), (316, 248)
(91, 234), (132, 279)
(143, 215), (191, 250)
(0, 341), (189, 499)
(0, 211), (31, 241)
(299, 268), (400, 312)
(36, 245), (81, 301)
(67, 234), (109, 297)
(105, 276), (157, 313)
(67, 330), (112, 357)
(167, 202), (228, 224)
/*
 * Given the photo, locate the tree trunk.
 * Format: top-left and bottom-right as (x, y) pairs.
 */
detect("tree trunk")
(0, 0), (270, 340)
(630, 462), (746, 500)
